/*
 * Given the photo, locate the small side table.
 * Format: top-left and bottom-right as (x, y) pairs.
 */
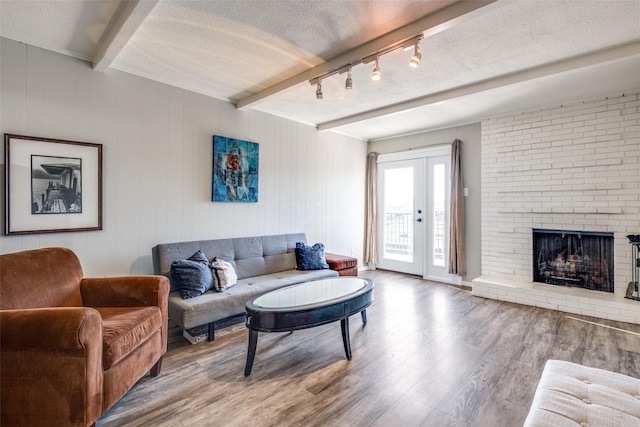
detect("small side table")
(325, 253), (358, 276)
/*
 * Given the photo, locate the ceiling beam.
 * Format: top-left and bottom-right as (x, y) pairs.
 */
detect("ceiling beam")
(92, 0), (159, 72)
(316, 40), (640, 132)
(236, 0), (506, 110)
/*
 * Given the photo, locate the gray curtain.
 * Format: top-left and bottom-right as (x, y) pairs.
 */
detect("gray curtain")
(448, 139), (465, 275)
(365, 152), (378, 264)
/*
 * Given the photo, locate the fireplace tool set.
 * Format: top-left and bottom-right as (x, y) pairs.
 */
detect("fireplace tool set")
(626, 234), (640, 301)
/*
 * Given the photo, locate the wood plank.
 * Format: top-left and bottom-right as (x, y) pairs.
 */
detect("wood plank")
(96, 270), (640, 426)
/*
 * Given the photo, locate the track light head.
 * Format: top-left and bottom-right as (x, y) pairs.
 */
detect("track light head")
(316, 81), (323, 100)
(345, 70), (353, 89)
(410, 44), (422, 68)
(371, 57), (381, 81)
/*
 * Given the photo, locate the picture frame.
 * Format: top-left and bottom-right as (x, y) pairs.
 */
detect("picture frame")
(212, 135), (259, 202)
(4, 134), (103, 235)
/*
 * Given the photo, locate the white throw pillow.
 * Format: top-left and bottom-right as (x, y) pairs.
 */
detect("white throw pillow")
(210, 257), (238, 292)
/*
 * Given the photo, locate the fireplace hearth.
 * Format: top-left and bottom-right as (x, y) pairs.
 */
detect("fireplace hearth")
(532, 229), (614, 293)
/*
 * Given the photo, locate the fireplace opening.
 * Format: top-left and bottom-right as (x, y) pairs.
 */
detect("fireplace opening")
(532, 229), (614, 292)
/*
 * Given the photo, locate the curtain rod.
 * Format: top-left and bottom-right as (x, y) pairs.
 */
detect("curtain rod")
(406, 141), (455, 151)
(369, 140), (457, 156)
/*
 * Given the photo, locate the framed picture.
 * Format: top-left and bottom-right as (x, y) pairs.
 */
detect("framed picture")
(212, 135), (259, 202)
(4, 134), (102, 235)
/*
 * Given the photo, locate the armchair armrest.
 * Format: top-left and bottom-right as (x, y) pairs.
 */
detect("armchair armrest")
(81, 275), (170, 351)
(80, 275), (169, 308)
(0, 308), (103, 426)
(1, 307), (101, 350)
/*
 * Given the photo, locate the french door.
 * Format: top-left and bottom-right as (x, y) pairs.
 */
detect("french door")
(376, 159), (425, 275)
(376, 148), (459, 284)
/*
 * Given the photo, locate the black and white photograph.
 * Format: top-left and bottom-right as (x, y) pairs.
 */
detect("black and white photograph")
(31, 155), (82, 214)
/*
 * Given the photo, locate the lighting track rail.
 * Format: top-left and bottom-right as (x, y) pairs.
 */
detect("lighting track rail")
(309, 34), (424, 97)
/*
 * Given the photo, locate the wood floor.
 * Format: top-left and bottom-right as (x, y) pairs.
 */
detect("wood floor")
(96, 270), (640, 427)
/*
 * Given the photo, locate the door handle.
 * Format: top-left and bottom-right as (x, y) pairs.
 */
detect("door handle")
(416, 218), (422, 223)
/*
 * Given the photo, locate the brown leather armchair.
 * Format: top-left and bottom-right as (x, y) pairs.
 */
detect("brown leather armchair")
(0, 247), (169, 427)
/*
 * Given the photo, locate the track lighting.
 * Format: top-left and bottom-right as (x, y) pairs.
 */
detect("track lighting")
(410, 42), (422, 68)
(371, 57), (381, 81)
(308, 34), (423, 99)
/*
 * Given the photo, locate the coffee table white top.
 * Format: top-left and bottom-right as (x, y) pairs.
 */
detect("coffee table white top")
(252, 277), (367, 310)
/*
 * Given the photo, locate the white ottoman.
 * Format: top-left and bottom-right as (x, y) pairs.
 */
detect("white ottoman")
(524, 360), (640, 427)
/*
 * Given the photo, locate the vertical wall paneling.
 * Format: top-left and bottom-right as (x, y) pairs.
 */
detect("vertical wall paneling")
(135, 79), (162, 273)
(1, 40), (26, 134)
(42, 51), (75, 137)
(74, 57), (92, 139)
(0, 38), (367, 275)
(114, 72), (143, 273)
(165, 87), (185, 244)
(0, 40), (25, 255)
(25, 45), (45, 137)
(86, 66), (117, 276)
(196, 95), (214, 239)
(283, 118), (295, 233)
(260, 112), (275, 234)
(294, 125), (309, 236)
(307, 129), (322, 241)
(180, 92), (192, 240)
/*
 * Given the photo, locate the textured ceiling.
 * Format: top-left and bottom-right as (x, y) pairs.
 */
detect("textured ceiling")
(1, 0), (639, 141)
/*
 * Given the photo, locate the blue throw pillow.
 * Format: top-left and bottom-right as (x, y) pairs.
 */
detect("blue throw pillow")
(295, 242), (329, 270)
(187, 250), (209, 264)
(170, 250), (212, 299)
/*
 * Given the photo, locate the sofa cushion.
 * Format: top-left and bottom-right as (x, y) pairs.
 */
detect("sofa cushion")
(295, 242), (330, 270)
(245, 269), (340, 288)
(170, 250), (212, 299)
(98, 307), (162, 370)
(234, 235), (297, 279)
(166, 268), (339, 329)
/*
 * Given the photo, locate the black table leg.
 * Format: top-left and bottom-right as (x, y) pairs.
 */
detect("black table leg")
(341, 317), (352, 360)
(361, 309), (367, 326)
(244, 329), (259, 376)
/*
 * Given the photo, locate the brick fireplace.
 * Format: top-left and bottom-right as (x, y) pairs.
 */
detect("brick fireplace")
(472, 92), (640, 324)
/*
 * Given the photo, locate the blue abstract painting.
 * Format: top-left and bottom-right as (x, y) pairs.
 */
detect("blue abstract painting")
(212, 135), (259, 202)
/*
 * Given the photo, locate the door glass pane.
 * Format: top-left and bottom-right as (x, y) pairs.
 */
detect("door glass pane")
(433, 164), (445, 267)
(383, 167), (413, 262)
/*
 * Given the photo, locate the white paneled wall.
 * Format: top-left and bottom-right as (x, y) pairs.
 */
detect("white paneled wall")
(0, 39), (367, 276)
(474, 91), (640, 324)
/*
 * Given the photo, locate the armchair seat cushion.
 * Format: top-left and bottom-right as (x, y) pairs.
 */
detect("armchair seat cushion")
(97, 307), (162, 369)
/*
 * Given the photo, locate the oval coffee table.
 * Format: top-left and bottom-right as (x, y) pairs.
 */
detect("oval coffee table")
(244, 277), (374, 376)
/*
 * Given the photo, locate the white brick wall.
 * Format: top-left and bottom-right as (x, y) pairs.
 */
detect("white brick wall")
(473, 92), (640, 324)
